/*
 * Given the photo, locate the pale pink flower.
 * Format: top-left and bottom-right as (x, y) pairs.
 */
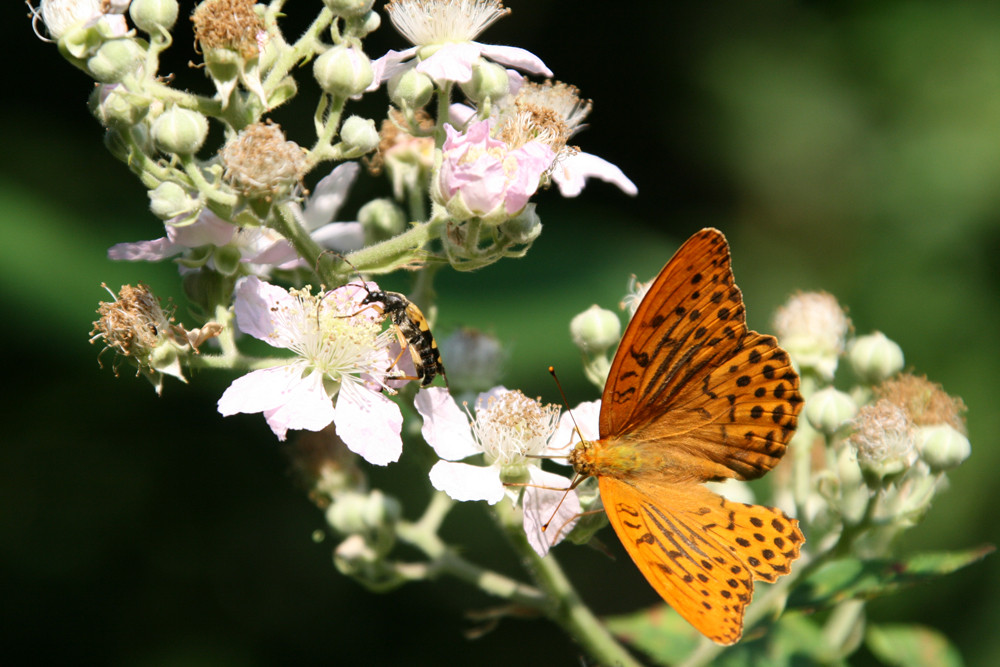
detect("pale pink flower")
(369, 0), (551, 89)
(217, 277), (405, 465)
(415, 386), (589, 555)
(433, 120), (554, 223)
(450, 83), (637, 199)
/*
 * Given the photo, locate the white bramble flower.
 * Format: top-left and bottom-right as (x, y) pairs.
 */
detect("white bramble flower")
(415, 386), (589, 555)
(34, 0), (128, 41)
(370, 0), (551, 89)
(773, 291), (851, 381)
(217, 277), (405, 465)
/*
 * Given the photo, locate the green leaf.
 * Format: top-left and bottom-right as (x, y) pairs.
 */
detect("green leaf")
(718, 613), (847, 667)
(788, 545), (994, 610)
(604, 605), (702, 666)
(866, 624), (964, 667)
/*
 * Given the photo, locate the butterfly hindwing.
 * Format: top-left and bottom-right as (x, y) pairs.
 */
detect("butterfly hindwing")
(599, 476), (804, 645)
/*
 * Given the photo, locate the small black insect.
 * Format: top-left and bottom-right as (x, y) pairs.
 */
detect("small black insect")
(359, 288), (447, 388)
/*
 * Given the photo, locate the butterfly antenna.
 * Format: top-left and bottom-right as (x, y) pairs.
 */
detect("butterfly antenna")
(548, 366), (587, 446)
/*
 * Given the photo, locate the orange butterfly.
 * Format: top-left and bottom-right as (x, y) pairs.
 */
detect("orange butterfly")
(569, 228), (804, 645)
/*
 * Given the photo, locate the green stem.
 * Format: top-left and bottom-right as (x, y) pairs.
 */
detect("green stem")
(272, 201), (334, 283)
(395, 501), (546, 609)
(179, 155), (239, 208)
(263, 6), (333, 92)
(344, 218), (444, 274)
(492, 505), (644, 667)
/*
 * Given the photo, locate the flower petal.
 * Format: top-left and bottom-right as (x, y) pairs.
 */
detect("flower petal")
(369, 48), (418, 89)
(478, 43), (552, 77)
(416, 42), (481, 83)
(217, 365), (335, 441)
(310, 221), (365, 253)
(414, 387), (481, 460)
(523, 467), (580, 556)
(429, 460), (504, 504)
(334, 379), (404, 466)
(548, 400), (601, 462)
(301, 162), (360, 230)
(232, 276), (299, 347)
(552, 151), (637, 197)
(107, 237), (181, 261)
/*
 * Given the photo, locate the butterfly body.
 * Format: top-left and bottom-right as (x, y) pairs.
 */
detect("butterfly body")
(570, 228), (804, 645)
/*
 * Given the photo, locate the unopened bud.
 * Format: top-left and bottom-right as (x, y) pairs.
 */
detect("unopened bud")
(916, 424), (970, 471)
(388, 68), (434, 109)
(358, 198), (406, 243)
(570, 305), (621, 355)
(340, 115), (379, 155)
(439, 328), (506, 395)
(805, 387), (857, 436)
(849, 331), (904, 384)
(151, 107), (209, 155)
(322, 0), (375, 17)
(460, 61), (510, 104)
(129, 0), (179, 33)
(499, 204), (541, 245)
(149, 181), (200, 221)
(87, 38), (145, 83)
(314, 45), (373, 97)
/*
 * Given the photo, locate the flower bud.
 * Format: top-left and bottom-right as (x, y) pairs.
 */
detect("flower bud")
(151, 107), (209, 155)
(848, 331), (904, 384)
(388, 68), (434, 109)
(439, 328), (506, 395)
(89, 83), (149, 127)
(570, 305), (621, 355)
(356, 10), (381, 36)
(358, 198), (406, 243)
(916, 424), (971, 471)
(326, 489), (400, 536)
(149, 181), (200, 221)
(322, 0), (375, 17)
(460, 60), (510, 104)
(499, 204), (542, 245)
(129, 0), (179, 33)
(87, 38), (145, 83)
(340, 115), (379, 155)
(805, 387), (857, 436)
(314, 45), (373, 97)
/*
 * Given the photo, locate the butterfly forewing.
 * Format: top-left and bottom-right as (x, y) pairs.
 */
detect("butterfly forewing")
(599, 477), (803, 645)
(599, 228), (802, 481)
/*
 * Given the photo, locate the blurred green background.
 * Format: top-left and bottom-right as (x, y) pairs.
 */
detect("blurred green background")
(4, 1), (1000, 665)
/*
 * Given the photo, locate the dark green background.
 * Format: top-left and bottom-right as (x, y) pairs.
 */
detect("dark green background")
(4, 1), (999, 665)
